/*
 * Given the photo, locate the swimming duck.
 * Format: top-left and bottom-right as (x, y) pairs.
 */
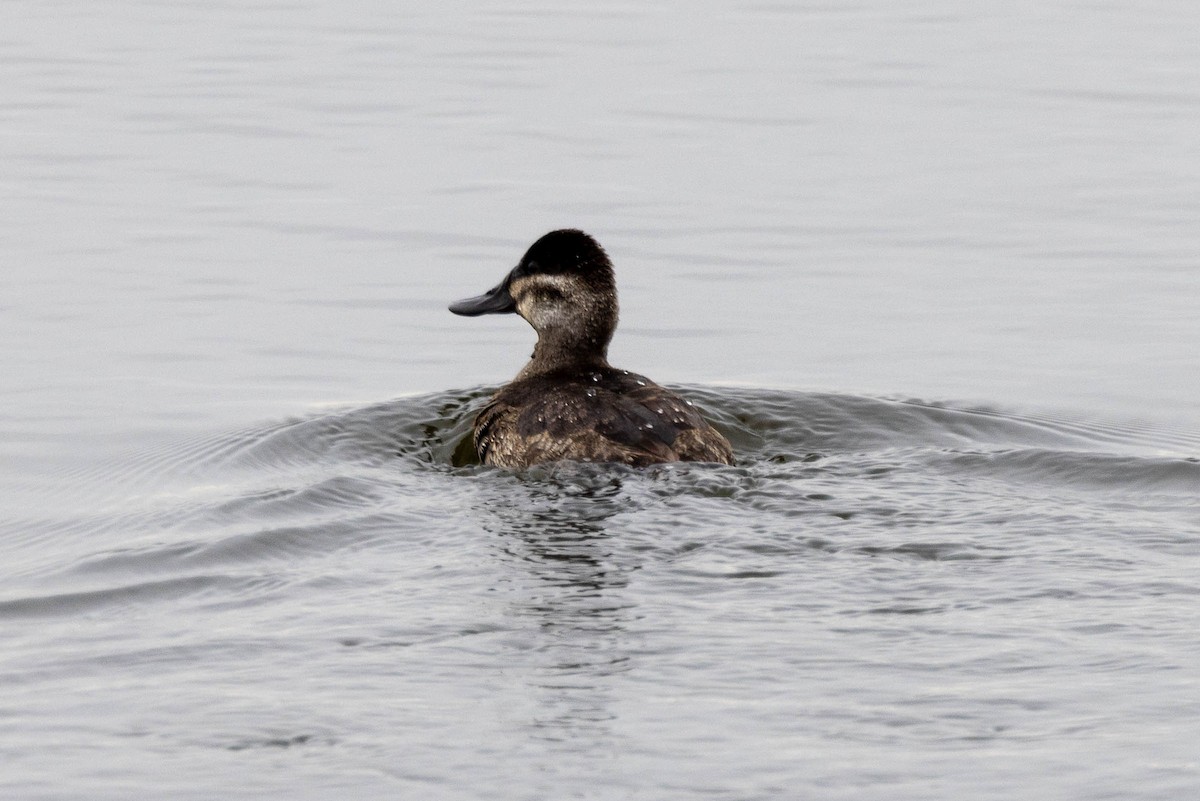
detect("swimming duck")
(449, 229), (734, 468)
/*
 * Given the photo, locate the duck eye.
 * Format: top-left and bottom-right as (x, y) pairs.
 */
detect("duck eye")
(525, 260), (539, 273)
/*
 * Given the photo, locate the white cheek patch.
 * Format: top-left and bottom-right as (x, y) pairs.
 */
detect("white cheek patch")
(512, 274), (581, 328)
(525, 303), (570, 330)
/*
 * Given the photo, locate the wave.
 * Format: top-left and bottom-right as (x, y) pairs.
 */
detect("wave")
(19, 385), (1199, 512)
(4, 385), (1195, 606)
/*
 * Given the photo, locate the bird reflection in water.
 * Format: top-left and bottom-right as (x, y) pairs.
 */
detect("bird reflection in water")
(471, 465), (641, 748)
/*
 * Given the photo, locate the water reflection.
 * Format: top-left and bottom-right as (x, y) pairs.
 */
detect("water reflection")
(473, 468), (638, 746)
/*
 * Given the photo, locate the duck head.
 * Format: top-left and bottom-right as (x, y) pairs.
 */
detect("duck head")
(450, 229), (619, 369)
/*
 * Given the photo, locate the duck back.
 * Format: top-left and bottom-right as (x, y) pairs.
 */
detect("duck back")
(474, 368), (733, 468)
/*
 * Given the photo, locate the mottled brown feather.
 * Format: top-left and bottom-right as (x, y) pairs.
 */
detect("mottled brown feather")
(474, 368), (732, 468)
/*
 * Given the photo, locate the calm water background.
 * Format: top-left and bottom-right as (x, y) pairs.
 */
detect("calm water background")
(3, 1), (1199, 799)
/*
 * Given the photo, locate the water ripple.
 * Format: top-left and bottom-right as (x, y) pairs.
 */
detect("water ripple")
(0, 575), (239, 619)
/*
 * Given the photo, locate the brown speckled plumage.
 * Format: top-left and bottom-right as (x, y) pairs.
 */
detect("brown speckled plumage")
(474, 367), (733, 468)
(449, 229), (733, 469)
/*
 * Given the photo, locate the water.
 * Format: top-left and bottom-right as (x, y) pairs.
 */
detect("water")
(3, 1), (1199, 799)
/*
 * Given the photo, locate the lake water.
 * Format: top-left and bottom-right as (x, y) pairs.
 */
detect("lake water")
(3, 1), (1198, 799)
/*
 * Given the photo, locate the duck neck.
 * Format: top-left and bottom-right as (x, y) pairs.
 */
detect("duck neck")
(518, 326), (612, 379)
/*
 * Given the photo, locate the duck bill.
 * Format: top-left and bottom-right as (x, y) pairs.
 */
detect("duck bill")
(449, 278), (516, 316)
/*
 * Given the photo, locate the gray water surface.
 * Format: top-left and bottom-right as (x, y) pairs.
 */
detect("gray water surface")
(3, 1), (1200, 799)
(6, 388), (1200, 799)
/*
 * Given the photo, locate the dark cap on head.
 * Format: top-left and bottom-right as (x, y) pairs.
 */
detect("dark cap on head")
(516, 229), (611, 277)
(449, 229), (613, 316)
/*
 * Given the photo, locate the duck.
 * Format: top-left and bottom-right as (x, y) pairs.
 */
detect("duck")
(449, 229), (734, 468)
